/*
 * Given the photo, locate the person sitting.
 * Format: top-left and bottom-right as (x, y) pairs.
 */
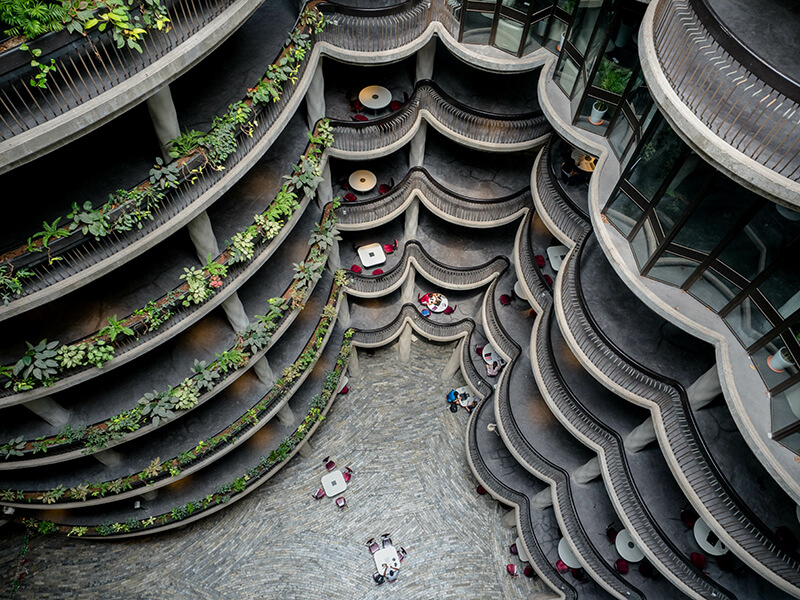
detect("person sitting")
(446, 389), (458, 403)
(486, 361), (501, 377)
(464, 396), (478, 414)
(561, 156), (579, 183)
(385, 568), (398, 582)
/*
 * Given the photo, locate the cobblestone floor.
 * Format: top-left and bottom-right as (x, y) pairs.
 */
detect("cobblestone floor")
(0, 340), (544, 599)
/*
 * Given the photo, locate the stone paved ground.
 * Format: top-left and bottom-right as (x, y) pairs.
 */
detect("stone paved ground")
(0, 340), (545, 600)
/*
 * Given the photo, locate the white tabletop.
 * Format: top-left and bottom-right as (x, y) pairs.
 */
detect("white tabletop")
(359, 85), (392, 110)
(425, 293), (448, 313)
(615, 529), (645, 562)
(321, 469), (347, 497)
(357, 243), (386, 268)
(546, 245), (569, 272)
(349, 170), (377, 192)
(374, 545), (400, 572)
(515, 536), (528, 562)
(693, 518), (728, 556)
(482, 343), (507, 366)
(557, 537), (581, 569)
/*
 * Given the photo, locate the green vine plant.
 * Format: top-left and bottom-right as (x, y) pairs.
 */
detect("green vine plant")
(0, 209), (340, 464)
(0, 119), (334, 394)
(0, 4), (325, 288)
(14, 331), (351, 536)
(0, 271), (345, 507)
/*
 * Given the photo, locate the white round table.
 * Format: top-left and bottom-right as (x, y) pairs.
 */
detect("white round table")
(615, 529), (644, 562)
(426, 293), (448, 313)
(557, 537), (581, 569)
(693, 518), (728, 556)
(349, 170), (377, 193)
(359, 85), (392, 110)
(482, 344), (507, 366)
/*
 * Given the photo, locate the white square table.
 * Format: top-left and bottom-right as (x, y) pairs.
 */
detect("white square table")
(374, 545), (400, 572)
(546, 245), (569, 272)
(321, 469), (347, 497)
(357, 243), (386, 268)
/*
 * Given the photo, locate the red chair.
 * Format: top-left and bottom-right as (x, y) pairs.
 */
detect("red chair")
(398, 547), (408, 561)
(506, 564), (519, 577)
(366, 539), (380, 554)
(690, 552), (707, 569)
(344, 192), (357, 202)
(351, 99), (364, 112)
(311, 488), (325, 499)
(614, 558), (629, 574)
(523, 565), (536, 578)
(529, 309), (537, 318)
(378, 184), (391, 195)
(418, 293), (430, 304)
(680, 507), (698, 529)
(339, 385), (349, 394)
(350, 264), (362, 274)
(544, 274), (553, 286)
(509, 543), (518, 555)
(535, 254), (546, 267)
(499, 294), (513, 306)
(351, 114), (368, 122)
(571, 568), (588, 583)
(474, 345), (484, 356)
(382, 536), (393, 548)
(323, 456), (336, 471)
(342, 466), (354, 482)
(555, 559), (568, 573)
(389, 99), (402, 111)
(443, 305), (457, 315)
(605, 523), (618, 543)
(372, 268), (383, 275)
(476, 485), (487, 495)
(335, 496), (347, 509)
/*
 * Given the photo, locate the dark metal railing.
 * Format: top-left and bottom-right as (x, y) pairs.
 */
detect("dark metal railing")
(337, 166), (532, 230)
(330, 80), (551, 153)
(561, 232), (800, 592)
(515, 209), (553, 302)
(535, 143), (590, 244)
(651, 0), (800, 182)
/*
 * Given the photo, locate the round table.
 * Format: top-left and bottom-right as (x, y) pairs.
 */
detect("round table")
(349, 170), (377, 193)
(693, 518), (728, 556)
(482, 344), (507, 366)
(359, 85), (392, 110)
(426, 293), (448, 313)
(615, 529), (645, 562)
(571, 149), (597, 172)
(557, 537), (581, 569)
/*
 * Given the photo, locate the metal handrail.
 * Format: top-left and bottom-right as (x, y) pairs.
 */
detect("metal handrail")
(516, 209), (553, 299)
(562, 232), (800, 590)
(544, 140), (590, 222)
(535, 142), (590, 244)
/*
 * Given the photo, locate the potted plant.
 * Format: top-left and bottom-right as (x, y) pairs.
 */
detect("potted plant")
(589, 57), (632, 125)
(768, 346), (795, 373)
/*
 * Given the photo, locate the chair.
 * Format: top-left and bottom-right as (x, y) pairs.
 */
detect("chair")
(366, 540), (380, 554)
(605, 523), (618, 543)
(499, 294), (513, 306)
(544, 274), (553, 286)
(523, 565), (536, 578)
(534, 254), (546, 268)
(382, 536), (393, 548)
(351, 99), (364, 112)
(690, 552), (707, 569)
(383, 238), (398, 254)
(614, 558), (629, 574)
(372, 572), (385, 585)
(351, 114), (368, 122)
(339, 179), (350, 191)
(443, 305), (457, 315)
(344, 192), (357, 202)
(335, 496), (347, 509)
(680, 506), (698, 529)
(398, 547), (408, 561)
(389, 99), (402, 111)
(476, 485), (488, 495)
(311, 488), (325, 500)
(509, 543), (518, 555)
(372, 268), (383, 276)
(571, 568), (588, 583)
(323, 456), (336, 471)
(339, 385), (349, 395)
(506, 564), (519, 577)
(378, 183), (391, 195)
(638, 560), (656, 579)
(342, 465), (353, 482)
(555, 559), (569, 573)
(349, 264), (362, 274)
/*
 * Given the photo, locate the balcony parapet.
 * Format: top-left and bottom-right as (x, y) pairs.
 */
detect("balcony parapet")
(554, 233), (800, 597)
(642, 0), (800, 204)
(337, 166), (532, 231)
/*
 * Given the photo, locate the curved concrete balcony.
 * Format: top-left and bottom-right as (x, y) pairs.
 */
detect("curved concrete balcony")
(554, 233), (800, 597)
(0, 0), (267, 173)
(328, 80), (551, 160)
(641, 0), (800, 205)
(337, 167), (532, 231)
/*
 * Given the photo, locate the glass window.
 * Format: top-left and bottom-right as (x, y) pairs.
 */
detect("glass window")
(688, 268), (740, 312)
(567, 1), (602, 55)
(648, 251), (699, 288)
(627, 116), (685, 201)
(724, 296), (773, 348)
(554, 53), (580, 96)
(463, 11), (494, 44)
(501, 0), (530, 12)
(753, 332), (798, 390)
(495, 15), (525, 53)
(757, 260), (800, 319)
(605, 189), (641, 236)
(772, 380), (800, 439)
(631, 221), (656, 268)
(608, 113), (635, 161)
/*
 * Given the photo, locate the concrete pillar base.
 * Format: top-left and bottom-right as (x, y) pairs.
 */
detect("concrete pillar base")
(415, 38), (436, 81)
(348, 348), (362, 378)
(337, 294), (350, 330)
(532, 488), (553, 510)
(298, 440), (313, 458)
(221, 293), (250, 333)
(409, 122), (427, 168)
(306, 60), (325, 132)
(252, 357), (275, 388)
(95, 449), (122, 467)
(186, 211), (220, 265)
(401, 266), (416, 304)
(441, 343), (461, 381)
(687, 364), (722, 409)
(317, 160), (333, 211)
(146, 85), (180, 160)
(404, 198), (420, 241)
(501, 509), (517, 527)
(24, 396), (69, 428)
(573, 456), (601, 484)
(327, 238), (341, 274)
(277, 404), (295, 427)
(625, 417), (656, 453)
(398, 325), (412, 363)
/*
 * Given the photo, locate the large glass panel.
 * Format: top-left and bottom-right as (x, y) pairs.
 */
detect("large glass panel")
(753, 332), (798, 390)
(724, 296), (772, 348)
(554, 53), (580, 96)
(776, 430), (800, 455)
(608, 113), (635, 161)
(772, 380), (800, 443)
(605, 189), (641, 236)
(757, 260), (800, 319)
(718, 202), (800, 283)
(627, 70), (652, 121)
(688, 268), (741, 312)
(648, 251), (699, 288)
(582, 9), (613, 77)
(463, 10), (494, 45)
(631, 220), (656, 268)
(495, 14), (525, 53)
(627, 115), (685, 201)
(501, 0), (529, 12)
(567, 0), (602, 55)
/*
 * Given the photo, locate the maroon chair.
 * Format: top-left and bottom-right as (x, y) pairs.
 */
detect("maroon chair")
(351, 99), (364, 112)
(474, 345), (484, 356)
(571, 568), (588, 583)
(351, 114), (368, 122)
(382, 536), (393, 548)
(311, 488), (325, 499)
(372, 268), (384, 276)
(339, 385), (349, 395)
(344, 192), (357, 202)
(680, 506), (699, 529)
(476, 485), (488, 495)
(614, 558), (629, 574)
(555, 559), (569, 573)
(535, 254), (546, 267)
(605, 523), (618, 543)
(443, 305), (457, 315)
(509, 543), (518, 555)
(523, 565), (536, 579)
(529, 308), (537, 319)
(378, 183), (391, 195)
(342, 466), (354, 482)
(383, 239), (398, 254)
(323, 456), (336, 471)
(366, 539), (380, 554)
(350, 264), (362, 274)
(506, 564), (519, 577)
(389, 99), (402, 111)
(544, 274), (553, 286)
(398, 547), (408, 561)
(499, 294), (513, 306)
(690, 552), (707, 569)
(335, 496), (347, 509)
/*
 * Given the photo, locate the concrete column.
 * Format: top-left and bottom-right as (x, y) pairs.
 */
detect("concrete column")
(141, 490), (159, 501)
(409, 122), (427, 168)
(415, 38), (436, 82)
(398, 324), (412, 363)
(251, 357), (275, 388)
(94, 448), (122, 467)
(348, 347), (362, 377)
(573, 456), (601, 484)
(146, 85), (181, 161)
(306, 59), (325, 131)
(687, 364), (722, 410)
(298, 440), (313, 458)
(624, 417), (656, 453)
(501, 509), (517, 527)
(186, 211), (220, 265)
(441, 342), (462, 381)
(337, 294), (350, 329)
(532, 488), (553, 510)
(24, 397), (69, 428)
(327, 238), (341, 274)
(401, 265), (416, 304)
(317, 160), (333, 210)
(404, 197), (420, 241)
(221, 294), (250, 333)
(277, 403), (295, 427)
